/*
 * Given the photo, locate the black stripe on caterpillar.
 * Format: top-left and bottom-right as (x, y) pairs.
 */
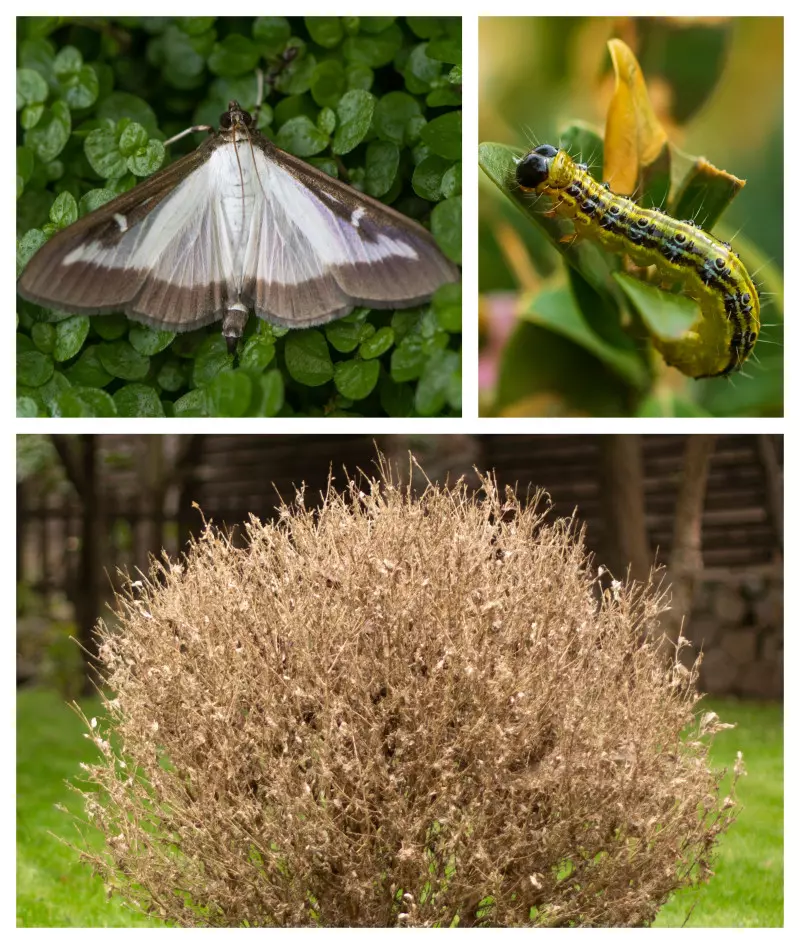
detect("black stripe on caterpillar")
(516, 144), (759, 379)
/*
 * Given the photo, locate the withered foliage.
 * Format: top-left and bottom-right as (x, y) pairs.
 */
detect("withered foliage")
(72, 462), (740, 927)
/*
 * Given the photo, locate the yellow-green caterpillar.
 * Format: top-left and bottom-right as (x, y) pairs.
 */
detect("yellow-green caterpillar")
(516, 145), (759, 379)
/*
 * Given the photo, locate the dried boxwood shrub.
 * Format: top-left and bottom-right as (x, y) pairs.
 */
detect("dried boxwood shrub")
(73, 463), (741, 927)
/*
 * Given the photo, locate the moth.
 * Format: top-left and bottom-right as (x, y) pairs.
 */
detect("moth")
(18, 100), (459, 353)
(515, 144), (760, 379)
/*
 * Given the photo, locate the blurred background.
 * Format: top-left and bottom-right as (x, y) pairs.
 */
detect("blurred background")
(17, 432), (783, 927)
(479, 17), (784, 417)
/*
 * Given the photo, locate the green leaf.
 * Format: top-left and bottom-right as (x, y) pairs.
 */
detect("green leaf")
(17, 396), (40, 418)
(372, 91), (422, 146)
(415, 348), (460, 416)
(346, 63), (374, 91)
(25, 100), (71, 163)
(253, 17), (292, 57)
(275, 115), (329, 157)
(56, 386), (117, 417)
(239, 336), (276, 374)
(325, 319), (363, 353)
(17, 146), (35, 185)
(63, 345), (113, 387)
(91, 313), (129, 340)
(17, 229), (47, 275)
(129, 324), (176, 356)
(79, 188), (116, 215)
(390, 333), (427, 382)
(98, 340), (150, 380)
(426, 87), (461, 108)
(113, 384), (165, 417)
(334, 359), (380, 399)
(412, 154), (453, 201)
(441, 161), (461, 198)
(284, 330), (334, 386)
(247, 369), (285, 416)
(420, 111), (461, 160)
(404, 43), (442, 94)
(343, 24), (403, 67)
(85, 127), (127, 178)
(427, 36), (462, 65)
(53, 47), (99, 110)
(17, 350), (54, 387)
(361, 17), (396, 33)
(192, 335), (233, 387)
(333, 89), (375, 155)
(206, 370), (252, 416)
(317, 107), (336, 136)
(173, 388), (208, 417)
(17, 68), (48, 107)
(19, 37), (56, 77)
(48, 191), (78, 230)
(53, 45), (83, 76)
(305, 17), (344, 48)
(20, 103), (45, 130)
(127, 139), (165, 176)
(431, 195), (461, 263)
(97, 93), (159, 137)
(432, 282), (461, 333)
(518, 284), (649, 389)
(176, 17), (217, 36)
(156, 358), (189, 393)
(379, 375), (415, 416)
(274, 52), (317, 96)
(208, 35), (261, 77)
(359, 326), (395, 359)
(31, 322), (56, 354)
(118, 122), (148, 156)
(53, 315), (90, 361)
(365, 140), (399, 197)
(614, 272), (700, 342)
(311, 60), (346, 108)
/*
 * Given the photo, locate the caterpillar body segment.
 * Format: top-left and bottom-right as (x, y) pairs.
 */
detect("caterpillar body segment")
(516, 144), (759, 378)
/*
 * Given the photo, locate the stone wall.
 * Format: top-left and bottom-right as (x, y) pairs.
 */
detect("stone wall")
(687, 571), (783, 700)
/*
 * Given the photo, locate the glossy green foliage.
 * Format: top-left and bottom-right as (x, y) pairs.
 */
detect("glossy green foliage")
(16, 16), (462, 417)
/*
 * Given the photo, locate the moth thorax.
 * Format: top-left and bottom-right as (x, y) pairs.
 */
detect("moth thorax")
(222, 302), (249, 353)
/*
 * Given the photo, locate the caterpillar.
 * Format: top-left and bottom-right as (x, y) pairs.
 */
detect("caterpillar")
(515, 144), (760, 379)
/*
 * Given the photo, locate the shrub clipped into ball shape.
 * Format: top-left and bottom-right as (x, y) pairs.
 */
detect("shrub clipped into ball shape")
(76, 466), (740, 927)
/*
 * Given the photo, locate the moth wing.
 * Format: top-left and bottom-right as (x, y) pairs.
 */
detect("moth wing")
(241, 145), (460, 327)
(16, 140), (232, 331)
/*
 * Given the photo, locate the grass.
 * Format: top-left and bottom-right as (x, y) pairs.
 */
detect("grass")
(653, 697), (784, 927)
(17, 688), (782, 927)
(16, 687), (163, 928)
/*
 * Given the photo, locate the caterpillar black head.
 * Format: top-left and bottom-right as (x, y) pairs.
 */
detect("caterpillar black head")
(516, 144), (558, 190)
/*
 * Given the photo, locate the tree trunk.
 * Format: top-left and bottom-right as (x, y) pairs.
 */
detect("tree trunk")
(599, 434), (651, 584)
(51, 434), (103, 693)
(664, 435), (717, 648)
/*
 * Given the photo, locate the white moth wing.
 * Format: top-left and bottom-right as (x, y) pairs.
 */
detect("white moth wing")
(18, 132), (459, 331)
(236, 144), (458, 327)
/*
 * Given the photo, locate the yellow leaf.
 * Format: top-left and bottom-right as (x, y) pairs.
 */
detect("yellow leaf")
(603, 39), (669, 194)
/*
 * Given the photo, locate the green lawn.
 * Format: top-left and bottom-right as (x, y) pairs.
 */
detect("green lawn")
(17, 688), (782, 927)
(653, 697), (783, 927)
(16, 687), (163, 928)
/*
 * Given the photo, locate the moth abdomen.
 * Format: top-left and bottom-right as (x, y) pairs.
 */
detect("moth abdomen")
(515, 144), (760, 379)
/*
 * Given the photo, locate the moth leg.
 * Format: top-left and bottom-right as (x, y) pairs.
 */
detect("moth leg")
(164, 124), (214, 147)
(559, 232), (580, 246)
